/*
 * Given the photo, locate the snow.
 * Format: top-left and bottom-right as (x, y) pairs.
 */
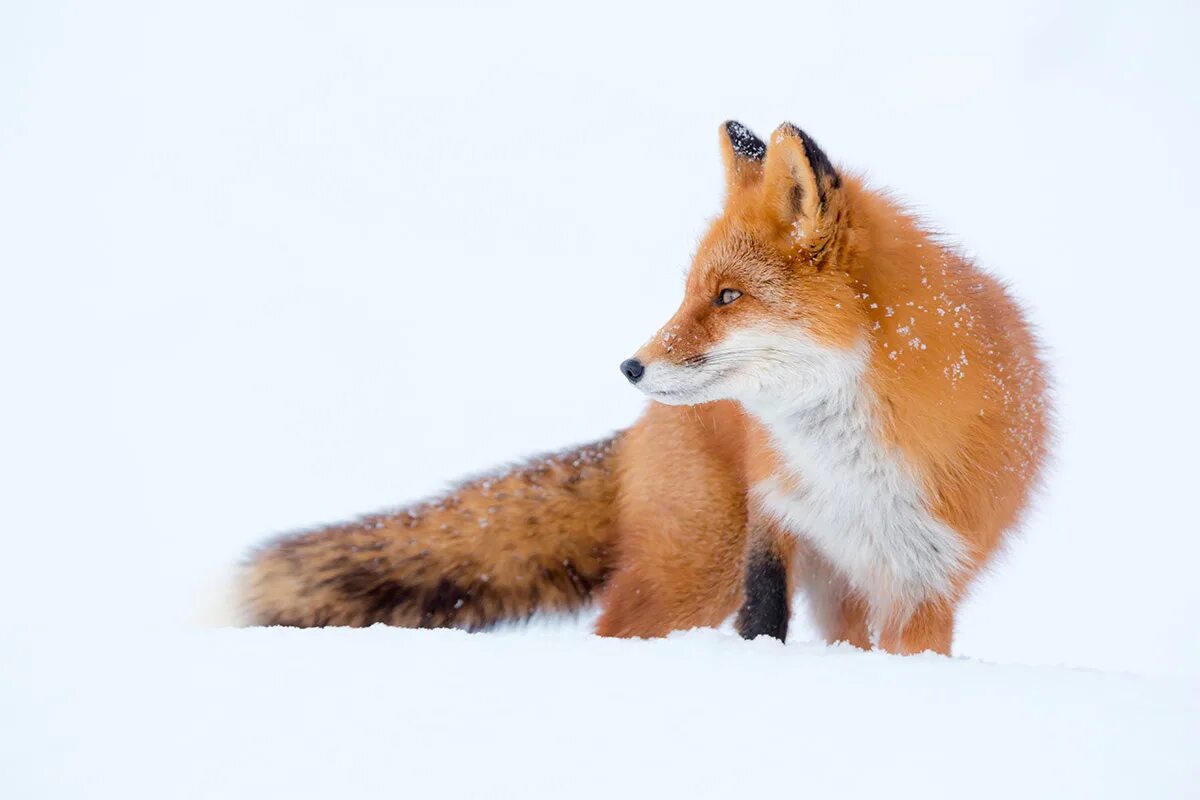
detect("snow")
(5, 627), (1198, 799)
(2, 0), (1199, 797)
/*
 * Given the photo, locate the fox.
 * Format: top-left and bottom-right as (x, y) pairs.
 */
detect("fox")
(240, 121), (1050, 655)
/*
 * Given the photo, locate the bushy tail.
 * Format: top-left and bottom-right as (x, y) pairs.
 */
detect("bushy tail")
(241, 437), (621, 630)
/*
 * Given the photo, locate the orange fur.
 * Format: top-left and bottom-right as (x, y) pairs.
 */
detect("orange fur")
(242, 121), (1049, 657)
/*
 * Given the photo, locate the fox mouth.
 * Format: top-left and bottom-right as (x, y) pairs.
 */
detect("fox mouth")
(638, 363), (726, 404)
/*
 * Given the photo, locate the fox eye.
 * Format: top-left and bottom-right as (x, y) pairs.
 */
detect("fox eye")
(714, 288), (742, 307)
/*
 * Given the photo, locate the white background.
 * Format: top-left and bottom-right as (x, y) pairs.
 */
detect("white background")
(4, 2), (1198, 796)
(3, 0), (1198, 675)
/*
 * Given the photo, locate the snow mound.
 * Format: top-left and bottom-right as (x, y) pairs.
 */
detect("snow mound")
(4, 626), (1197, 799)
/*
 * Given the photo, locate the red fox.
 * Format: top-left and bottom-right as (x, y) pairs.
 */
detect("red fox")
(242, 121), (1049, 655)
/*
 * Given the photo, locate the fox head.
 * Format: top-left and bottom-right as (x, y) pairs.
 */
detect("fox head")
(620, 121), (869, 408)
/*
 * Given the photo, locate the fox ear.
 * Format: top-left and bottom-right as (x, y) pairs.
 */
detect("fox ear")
(719, 120), (766, 195)
(761, 123), (841, 238)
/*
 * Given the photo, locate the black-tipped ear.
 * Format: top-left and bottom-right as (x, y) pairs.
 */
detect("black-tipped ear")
(777, 122), (840, 210)
(719, 120), (766, 194)
(763, 123), (842, 233)
(725, 121), (766, 161)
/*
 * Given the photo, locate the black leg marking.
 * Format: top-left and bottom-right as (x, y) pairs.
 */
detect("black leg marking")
(735, 548), (790, 642)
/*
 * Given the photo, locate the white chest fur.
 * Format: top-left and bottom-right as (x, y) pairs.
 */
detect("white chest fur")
(742, 347), (966, 626)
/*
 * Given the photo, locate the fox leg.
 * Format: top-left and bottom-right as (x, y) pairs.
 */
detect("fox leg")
(594, 515), (746, 638)
(734, 520), (796, 642)
(797, 550), (872, 650)
(595, 406), (749, 639)
(593, 483), (747, 638)
(826, 594), (872, 649)
(879, 598), (956, 655)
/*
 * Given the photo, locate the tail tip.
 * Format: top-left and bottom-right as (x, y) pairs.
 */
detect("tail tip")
(189, 562), (256, 628)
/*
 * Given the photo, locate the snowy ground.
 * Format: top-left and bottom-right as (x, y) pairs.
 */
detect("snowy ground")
(6, 627), (1198, 799)
(3, 1), (1199, 797)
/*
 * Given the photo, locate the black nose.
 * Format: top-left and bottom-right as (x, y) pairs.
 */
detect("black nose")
(620, 358), (644, 384)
